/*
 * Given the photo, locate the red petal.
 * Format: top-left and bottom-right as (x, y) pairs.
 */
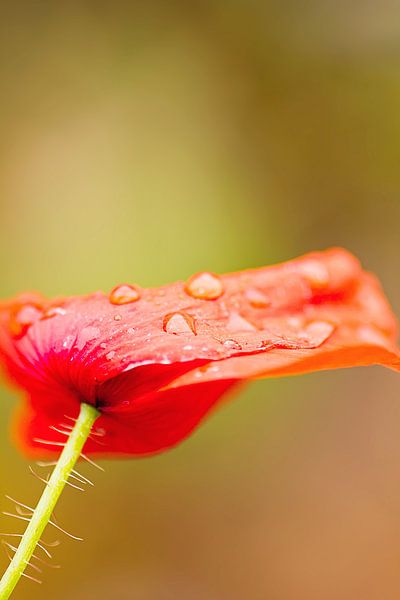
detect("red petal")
(14, 377), (239, 457)
(0, 248), (398, 457)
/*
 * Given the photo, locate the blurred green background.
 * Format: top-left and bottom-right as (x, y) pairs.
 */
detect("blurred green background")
(0, 2), (399, 598)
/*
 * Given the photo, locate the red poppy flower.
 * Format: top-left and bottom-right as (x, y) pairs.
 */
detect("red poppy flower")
(0, 248), (399, 458)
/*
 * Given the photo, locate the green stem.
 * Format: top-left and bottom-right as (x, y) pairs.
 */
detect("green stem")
(0, 402), (99, 599)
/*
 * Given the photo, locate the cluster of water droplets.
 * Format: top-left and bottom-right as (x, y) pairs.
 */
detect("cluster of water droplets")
(96, 271), (336, 358)
(9, 264), (339, 361)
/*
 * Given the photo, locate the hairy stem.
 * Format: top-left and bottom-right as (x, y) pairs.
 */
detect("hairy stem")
(0, 402), (99, 599)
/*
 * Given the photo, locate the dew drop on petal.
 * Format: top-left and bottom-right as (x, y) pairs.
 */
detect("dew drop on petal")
(114, 314), (122, 321)
(10, 304), (43, 337)
(163, 312), (196, 335)
(109, 284), (141, 305)
(223, 338), (242, 350)
(42, 306), (67, 320)
(106, 350), (116, 360)
(226, 311), (257, 332)
(100, 342), (107, 349)
(185, 272), (224, 300)
(245, 288), (270, 308)
(298, 260), (329, 289)
(301, 320), (335, 345)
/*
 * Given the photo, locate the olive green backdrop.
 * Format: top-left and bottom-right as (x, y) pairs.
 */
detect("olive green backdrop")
(0, 2), (399, 599)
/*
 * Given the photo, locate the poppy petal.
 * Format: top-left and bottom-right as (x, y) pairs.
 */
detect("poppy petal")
(166, 271), (400, 388)
(13, 378), (239, 457)
(0, 247), (398, 457)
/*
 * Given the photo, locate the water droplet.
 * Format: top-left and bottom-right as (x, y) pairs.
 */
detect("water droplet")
(300, 320), (334, 345)
(223, 339), (242, 350)
(42, 306), (67, 320)
(106, 350), (116, 360)
(114, 314), (122, 321)
(10, 304), (43, 337)
(245, 288), (270, 308)
(100, 342), (107, 349)
(163, 312), (196, 335)
(109, 284), (140, 305)
(226, 312), (256, 332)
(298, 260), (329, 289)
(185, 272), (224, 300)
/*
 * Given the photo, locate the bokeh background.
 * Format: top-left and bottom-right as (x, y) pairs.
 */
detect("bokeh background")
(0, 2), (399, 598)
